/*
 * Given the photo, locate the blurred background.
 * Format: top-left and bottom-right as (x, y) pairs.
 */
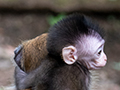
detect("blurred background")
(0, 0), (120, 90)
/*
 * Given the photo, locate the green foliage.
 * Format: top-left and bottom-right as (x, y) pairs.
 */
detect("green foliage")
(107, 15), (116, 21)
(108, 0), (117, 1)
(113, 62), (120, 71)
(107, 15), (120, 24)
(48, 14), (66, 26)
(0, 87), (3, 90)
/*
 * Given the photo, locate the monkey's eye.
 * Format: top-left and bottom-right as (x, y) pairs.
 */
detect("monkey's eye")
(96, 46), (103, 56)
(98, 50), (102, 55)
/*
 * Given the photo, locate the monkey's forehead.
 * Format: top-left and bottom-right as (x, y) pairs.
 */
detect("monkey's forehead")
(76, 35), (105, 55)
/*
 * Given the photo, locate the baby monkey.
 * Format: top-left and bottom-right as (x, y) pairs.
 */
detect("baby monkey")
(14, 14), (107, 90)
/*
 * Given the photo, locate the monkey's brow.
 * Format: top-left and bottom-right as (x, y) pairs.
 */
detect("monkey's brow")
(97, 39), (105, 49)
(93, 40), (105, 54)
(97, 43), (104, 52)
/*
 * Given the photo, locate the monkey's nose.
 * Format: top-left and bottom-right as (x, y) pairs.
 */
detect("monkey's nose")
(104, 59), (107, 61)
(103, 53), (107, 61)
(104, 55), (107, 61)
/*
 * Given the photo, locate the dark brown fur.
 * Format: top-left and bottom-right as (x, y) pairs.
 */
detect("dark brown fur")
(14, 32), (90, 90)
(14, 14), (105, 90)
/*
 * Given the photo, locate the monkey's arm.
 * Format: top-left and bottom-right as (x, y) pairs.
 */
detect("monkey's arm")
(14, 66), (27, 89)
(15, 58), (54, 89)
(14, 33), (48, 90)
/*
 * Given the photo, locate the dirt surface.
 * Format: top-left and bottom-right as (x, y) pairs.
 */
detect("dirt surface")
(0, 45), (15, 90)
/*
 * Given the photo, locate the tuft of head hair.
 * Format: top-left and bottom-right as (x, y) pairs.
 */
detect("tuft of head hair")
(47, 14), (104, 57)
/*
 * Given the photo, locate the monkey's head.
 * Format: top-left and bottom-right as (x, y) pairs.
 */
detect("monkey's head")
(47, 14), (107, 70)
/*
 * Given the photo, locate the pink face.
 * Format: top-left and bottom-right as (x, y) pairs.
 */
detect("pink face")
(86, 44), (107, 70)
(62, 35), (107, 70)
(77, 36), (107, 70)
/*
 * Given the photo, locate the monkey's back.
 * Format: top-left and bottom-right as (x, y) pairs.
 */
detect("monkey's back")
(22, 33), (48, 73)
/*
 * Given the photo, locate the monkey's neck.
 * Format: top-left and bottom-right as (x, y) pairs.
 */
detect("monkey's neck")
(47, 53), (65, 65)
(45, 57), (91, 90)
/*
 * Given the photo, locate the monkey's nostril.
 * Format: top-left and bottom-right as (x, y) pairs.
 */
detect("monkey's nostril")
(104, 59), (107, 61)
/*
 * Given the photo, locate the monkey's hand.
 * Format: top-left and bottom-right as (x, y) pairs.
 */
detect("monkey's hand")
(15, 66), (35, 89)
(15, 66), (28, 89)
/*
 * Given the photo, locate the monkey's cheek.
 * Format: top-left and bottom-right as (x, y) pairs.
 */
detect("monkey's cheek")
(98, 60), (107, 68)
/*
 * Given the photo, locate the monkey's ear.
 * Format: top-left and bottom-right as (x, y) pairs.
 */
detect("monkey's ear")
(62, 46), (78, 65)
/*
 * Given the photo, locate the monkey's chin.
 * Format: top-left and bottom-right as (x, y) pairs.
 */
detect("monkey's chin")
(97, 60), (107, 68)
(96, 61), (107, 69)
(101, 61), (107, 67)
(90, 61), (107, 70)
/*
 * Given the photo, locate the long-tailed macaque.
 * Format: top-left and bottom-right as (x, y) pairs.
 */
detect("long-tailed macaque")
(14, 14), (107, 90)
(14, 33), (48, 73)
(14, 33), (48, 90)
